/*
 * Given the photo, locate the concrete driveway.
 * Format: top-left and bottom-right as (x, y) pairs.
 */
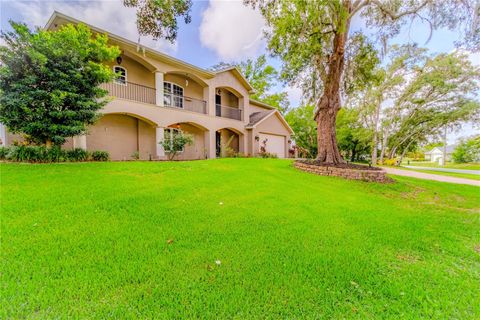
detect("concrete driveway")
(383, 167), (480, 187)
(403, 166), (480, 175)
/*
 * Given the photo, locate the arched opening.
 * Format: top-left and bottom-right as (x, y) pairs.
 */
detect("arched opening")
(165, 122), (209, 160)
(164, 72), (208, 113)
(216, 128), (241, 157)
(215, 87), (243, 120)
(87, 114), (156, 160)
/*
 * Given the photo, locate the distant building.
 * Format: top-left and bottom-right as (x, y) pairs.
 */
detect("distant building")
(424, 146), (455, 164)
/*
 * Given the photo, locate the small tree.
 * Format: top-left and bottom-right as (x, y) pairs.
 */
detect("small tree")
(161, 130), (193, 160)
(0, 22), (120, 146)
(452, 136), (480, 163)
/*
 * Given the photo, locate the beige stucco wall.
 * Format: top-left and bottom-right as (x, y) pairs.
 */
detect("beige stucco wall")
(251, 113), (291, 158)
(86, 114), (155, 160)
(106, 56), (155, 88)
(164, 74), (204, 100)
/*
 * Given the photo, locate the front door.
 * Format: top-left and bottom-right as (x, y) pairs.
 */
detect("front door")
(215, 94), (221, 117)
(216, 131), (221, 157)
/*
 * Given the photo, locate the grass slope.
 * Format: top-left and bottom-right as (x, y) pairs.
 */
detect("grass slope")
(403, 161), (480, 170)
(1, 159), (479, 318)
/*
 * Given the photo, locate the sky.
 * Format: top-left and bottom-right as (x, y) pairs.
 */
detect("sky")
(1, 0), (478, 144)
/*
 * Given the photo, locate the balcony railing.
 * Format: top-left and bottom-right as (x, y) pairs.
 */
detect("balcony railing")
(100, 81), (156, 105)
(216, 104), (242, 121)
(100, 81), (207, 115)
(164, 92), (207, 114)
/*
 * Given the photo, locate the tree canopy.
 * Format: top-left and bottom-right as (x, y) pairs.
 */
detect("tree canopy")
(245, 0), (479, 164)
(0, 22), (120, 146)
(123, 0), (192, 41)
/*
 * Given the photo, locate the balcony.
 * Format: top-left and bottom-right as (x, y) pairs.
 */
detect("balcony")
(216, 104), (242, 121)
(100, 81), (156, 105)
(164, 92), (207, 114)
(100, 81), (207, 114)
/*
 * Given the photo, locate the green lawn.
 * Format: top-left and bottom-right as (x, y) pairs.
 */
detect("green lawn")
(1, 159), (479, 318)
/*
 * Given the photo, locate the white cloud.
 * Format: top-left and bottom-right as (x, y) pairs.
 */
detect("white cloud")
(8, 0), (177, 53)
(199, 0), (265, 61)
(285, 85), (303, 108)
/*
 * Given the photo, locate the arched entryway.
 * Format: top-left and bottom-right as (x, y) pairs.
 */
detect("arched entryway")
(216, 128), (241, 157)
(87, 114), (157, 160)
(165, 122), (209, 160)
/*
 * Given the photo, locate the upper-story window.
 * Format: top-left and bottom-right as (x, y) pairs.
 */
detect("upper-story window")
(164, 82), (184, 108)
(113, 66), (127, 85)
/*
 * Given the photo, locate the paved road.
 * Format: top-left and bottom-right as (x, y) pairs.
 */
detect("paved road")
(383, 167), (480, 186)
(403, 166), (480, 175)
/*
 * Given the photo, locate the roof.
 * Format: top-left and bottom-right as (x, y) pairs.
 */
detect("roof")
(45, 11), (254, 88)
(249, 99), (275, 110)
(213, 66), (254, 92)
(425, 145), (455, 154)
(247, 111), (273, 126)
(246, 109), (294, 134)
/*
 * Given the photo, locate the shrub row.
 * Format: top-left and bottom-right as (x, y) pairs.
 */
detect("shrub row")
(0, 146), (109, 163)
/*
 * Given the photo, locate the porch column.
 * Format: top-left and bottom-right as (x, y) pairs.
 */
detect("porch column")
(0, 123), (6, 146)
(156, 126), (165, 158)
(73, 135), (87, 150)
(155, 71), (164, 107)
(204, 130), (216, 159)
(239, 134), (247, 154)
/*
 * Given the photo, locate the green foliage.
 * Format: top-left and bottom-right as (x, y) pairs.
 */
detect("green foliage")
(4, 145), (109, 162)
(259, 152), (278, 159)
(285, 104), (317, 158)
(123, 0), (192, 41)
(0, 146), (10, 160)
(336, 108), (372, 162)
(239, 55), (289, 113)
(161, 131), (193, 160)
(0, 22), (120, 146)
(6, 145), (64, 163)
(91, 150), (110, 161)
(452, 136), (480, 163)
(66, 148), (90, 162)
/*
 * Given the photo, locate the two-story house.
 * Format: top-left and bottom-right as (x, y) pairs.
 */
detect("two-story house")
(0, 12), (293, 161)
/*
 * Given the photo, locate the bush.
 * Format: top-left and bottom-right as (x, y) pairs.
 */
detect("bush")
(3, 145), (109, 162)
(0, 147), (10, 160)
(7, 145), (52, 163)
(91, 150), (109, 161)
(452, 136), (480, 163)
(382, 158), (398, 166)
(66, 148), (89, 162)
(259, 152), (278, 159)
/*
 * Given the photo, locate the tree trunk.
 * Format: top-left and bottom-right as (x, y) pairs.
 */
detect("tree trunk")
(379, 133), (389, 164)
(371, 102), (381, 165)
(314, 1), (351, 164)
(397, 140), (414, 165)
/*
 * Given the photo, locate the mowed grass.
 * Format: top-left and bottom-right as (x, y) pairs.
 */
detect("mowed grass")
(404, 161), (480, 170)
(395, 166), (480, 181)
(1, 159), (479, 319)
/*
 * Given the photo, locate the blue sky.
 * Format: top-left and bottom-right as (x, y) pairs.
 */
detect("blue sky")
(1, 0), (478, 143)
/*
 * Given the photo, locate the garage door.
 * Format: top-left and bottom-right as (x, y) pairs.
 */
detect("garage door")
(259, 133), (286, 158)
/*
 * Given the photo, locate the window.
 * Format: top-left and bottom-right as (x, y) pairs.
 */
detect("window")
(113, 66), (127, 85)
(164, 82), (184, 108)
(164, 128), (184, 152)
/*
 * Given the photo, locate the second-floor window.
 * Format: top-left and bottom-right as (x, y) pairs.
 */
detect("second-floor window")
(164, 82), (184, 108)
(113, 66), (127, 85)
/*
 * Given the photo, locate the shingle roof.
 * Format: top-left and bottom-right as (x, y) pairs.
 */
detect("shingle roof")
(247, 111), (273, 127)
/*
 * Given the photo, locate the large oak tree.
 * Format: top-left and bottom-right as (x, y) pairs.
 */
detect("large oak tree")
(245, 0), (479, 164)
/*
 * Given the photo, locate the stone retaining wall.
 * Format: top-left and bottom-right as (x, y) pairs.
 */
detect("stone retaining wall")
(294, 161), (392, 183)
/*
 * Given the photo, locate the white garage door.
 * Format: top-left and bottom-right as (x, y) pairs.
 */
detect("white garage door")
(259, 133), (286, 158)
